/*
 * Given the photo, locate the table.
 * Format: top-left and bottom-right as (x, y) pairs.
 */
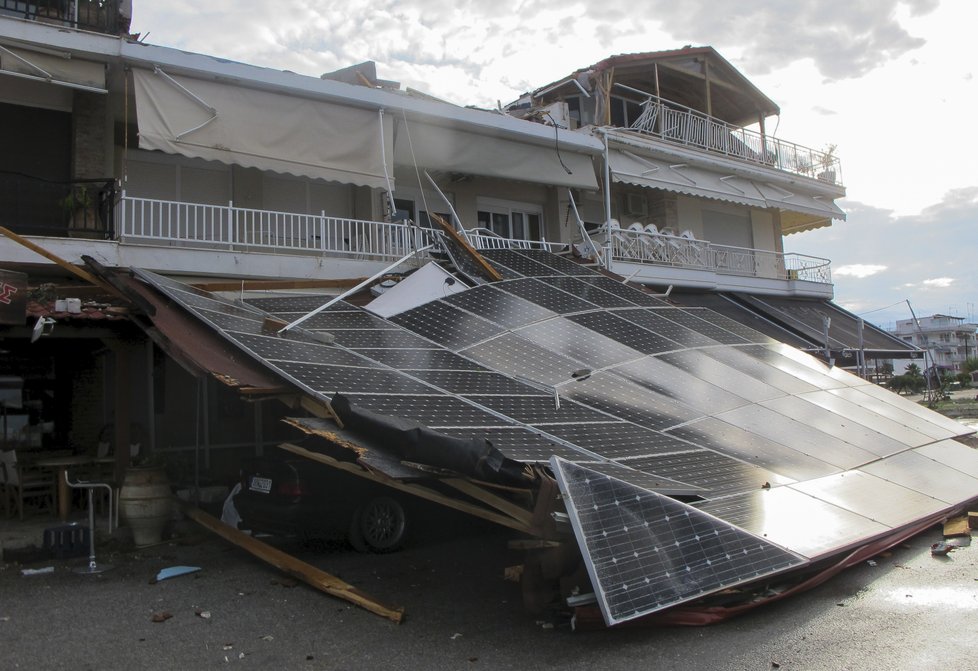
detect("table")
(35, 455), (114, 521)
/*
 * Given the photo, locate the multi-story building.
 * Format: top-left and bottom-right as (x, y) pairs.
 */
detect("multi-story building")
(0, 4), (917, 476)
(892, 314), (977, 373)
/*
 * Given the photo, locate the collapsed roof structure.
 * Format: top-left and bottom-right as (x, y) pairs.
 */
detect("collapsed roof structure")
(117, 236), (977, 627)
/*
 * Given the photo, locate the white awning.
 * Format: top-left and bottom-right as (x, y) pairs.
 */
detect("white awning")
(393, 118), (598, 190)
(0, 44), (105, 92)
(132, 68), (392, 190)
(608, 149), (846, 225)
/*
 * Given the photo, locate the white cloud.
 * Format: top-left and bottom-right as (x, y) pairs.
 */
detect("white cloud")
(834, 264), (887, 278)
(922, 277), (955, 288)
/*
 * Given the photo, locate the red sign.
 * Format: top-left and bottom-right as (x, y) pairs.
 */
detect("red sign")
(0, 269), (28, 325)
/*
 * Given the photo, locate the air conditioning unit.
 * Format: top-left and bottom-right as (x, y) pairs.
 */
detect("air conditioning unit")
(624, 193), (647, 217)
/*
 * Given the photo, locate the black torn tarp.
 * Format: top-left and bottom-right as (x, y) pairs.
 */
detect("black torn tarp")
(331, 393), (529, 486)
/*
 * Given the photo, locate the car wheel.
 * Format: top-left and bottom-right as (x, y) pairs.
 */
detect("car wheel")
(348, 496), (407, 553)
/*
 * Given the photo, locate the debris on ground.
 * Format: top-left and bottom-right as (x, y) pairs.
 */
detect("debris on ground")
(930, 541), (953, 556)
(194, 608), (211, 619)
(153, 565), (202, 583)
(151, 611), (173, 623)
(943, 516), (970, 538)
(20, 566), (53, 576)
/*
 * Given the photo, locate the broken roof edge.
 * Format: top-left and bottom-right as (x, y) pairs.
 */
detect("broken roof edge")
(523, 46), (780, 117)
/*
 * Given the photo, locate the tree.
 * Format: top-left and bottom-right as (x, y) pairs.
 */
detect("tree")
(962, 357), (978, 375)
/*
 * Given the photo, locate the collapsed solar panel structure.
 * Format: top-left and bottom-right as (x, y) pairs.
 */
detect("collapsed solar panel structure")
(130, 246), (978, 627)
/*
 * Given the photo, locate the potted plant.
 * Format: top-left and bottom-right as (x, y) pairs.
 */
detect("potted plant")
(817, 144), (837, 183)
(59, 185), (98, 236)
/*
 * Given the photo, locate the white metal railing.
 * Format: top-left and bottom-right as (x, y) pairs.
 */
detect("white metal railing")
(606, 228), (832, 284)
(117, 195), (434, 261)
(619, 87), (842, 186)
(462, 227), (568, 253)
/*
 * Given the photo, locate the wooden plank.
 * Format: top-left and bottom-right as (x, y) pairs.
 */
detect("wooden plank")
(442, 478), (535, 528)
(428, 213), (503, 282)
(180, 501), (404, 623)
(0, 226), (119, 295)
(943, 515), (971, 537)
(278, 442), (533, 534)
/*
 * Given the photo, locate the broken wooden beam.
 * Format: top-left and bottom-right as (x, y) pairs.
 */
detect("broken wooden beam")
(278, 442), (535, 534)
(179, 501), (404, 623)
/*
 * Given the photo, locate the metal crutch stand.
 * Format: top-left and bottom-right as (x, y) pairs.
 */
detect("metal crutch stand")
(64, 470), (114, 575)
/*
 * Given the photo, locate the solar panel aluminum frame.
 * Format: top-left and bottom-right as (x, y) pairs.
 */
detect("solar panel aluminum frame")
(551, 457), (808, 626)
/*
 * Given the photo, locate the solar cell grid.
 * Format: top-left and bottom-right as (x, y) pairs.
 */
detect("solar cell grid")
(561, 372), (702, 431)
(657, 350), (785, 403)
(665, 418), (840, 481)
(234, 332), (380, 368)
(442, 285), (555, 329)
(630, 451), (795, 499)
(353, 348), (487, 371)
(497, 277), (596, 314)
(341, 394), (508, 428)
(543, 422), (695, 459)
(408, 370), (548, 396)
(552, 458), (807, 624)
(566, 312), (682, 355)
(480, 249), (564, 277)
(274, 361), (432, 395)
(390, 301), (505, 350)
(512, 248), (594, 276)
(469, 394), (614, 425)
(516, 319), (641, 369)
(653, 308), (749, 345)
(245, 295), (358, 313)
(617, 309), (717, 347)
(437, 427), (586, 462)
(538, 276), (637, 308)
(330, 329), (434, 349)
(618, 356), (751, 415)
(461, 333), (584, 386)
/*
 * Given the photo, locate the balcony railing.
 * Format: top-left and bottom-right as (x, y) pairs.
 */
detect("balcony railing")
(0, 171), (115, 238)
(117, 195), (435, 262)
(606, 227), (832, 284)
(1, 0), (125, 35)
(462, 227), (568, 253)
(618, 86), (842, 186)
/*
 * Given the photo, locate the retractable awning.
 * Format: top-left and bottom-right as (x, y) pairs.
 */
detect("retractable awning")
(131, 67), (393, 189)
(608, 149), (846, 229)
(671, 291), (921, 359)
(393, 118), (598, 190)
(0, 43), (105, 92)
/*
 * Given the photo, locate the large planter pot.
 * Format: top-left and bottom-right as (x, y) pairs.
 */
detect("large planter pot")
(119, 466), (172, 547)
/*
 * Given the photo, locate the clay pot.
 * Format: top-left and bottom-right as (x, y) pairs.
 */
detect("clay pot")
(119, 466), (171, 546)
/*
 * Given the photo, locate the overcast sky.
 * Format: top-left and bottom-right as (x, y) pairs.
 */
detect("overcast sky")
(131, 0), (977, 329)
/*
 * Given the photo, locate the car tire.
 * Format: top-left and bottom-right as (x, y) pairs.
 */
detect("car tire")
(348, 496), (407, 553)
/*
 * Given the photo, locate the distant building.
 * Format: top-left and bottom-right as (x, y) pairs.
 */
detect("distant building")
(891, 314), (977, 373)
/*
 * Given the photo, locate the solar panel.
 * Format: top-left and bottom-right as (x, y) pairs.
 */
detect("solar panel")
(552, 457), (807, 625)
(498, 277), (597, 314)
(508, 248), (594, 276)
(575, 275), (668, 306)
(616, 309), (717, 348)
(629, 450), (796, 499)
(480, 249), (564, 277)
(542, 422), (696, 460)
(390, 301), (505, 350)
(537, 276), (637, 308)
(442, 284), (556, 329)
(653, 307), (750, 345)
(515, 319), (641, 369)
(566, 312), (682, 355)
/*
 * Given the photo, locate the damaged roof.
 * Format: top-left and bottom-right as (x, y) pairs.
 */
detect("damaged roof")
(127, 246), (978, 627)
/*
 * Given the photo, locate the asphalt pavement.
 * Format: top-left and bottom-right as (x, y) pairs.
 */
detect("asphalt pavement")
(2, 505), (977, 671)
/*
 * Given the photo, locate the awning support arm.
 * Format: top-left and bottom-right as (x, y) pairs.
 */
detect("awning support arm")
(152, 65), (218, 139)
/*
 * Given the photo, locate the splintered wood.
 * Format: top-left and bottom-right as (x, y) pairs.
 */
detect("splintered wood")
(180, 502), (404, 623)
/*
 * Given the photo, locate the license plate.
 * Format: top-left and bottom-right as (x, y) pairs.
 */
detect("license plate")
(249, 476), (272, 494)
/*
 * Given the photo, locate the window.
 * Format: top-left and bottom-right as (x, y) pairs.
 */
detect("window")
(392, 196), (448, 228)
(609, 96), (643, 128)
(476, 198), (543, 241)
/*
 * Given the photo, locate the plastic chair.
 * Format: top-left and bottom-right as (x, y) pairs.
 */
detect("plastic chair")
(0, 450), (55, 520)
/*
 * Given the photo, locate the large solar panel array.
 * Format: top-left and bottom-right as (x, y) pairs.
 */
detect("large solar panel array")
(134, 246), (978, 626)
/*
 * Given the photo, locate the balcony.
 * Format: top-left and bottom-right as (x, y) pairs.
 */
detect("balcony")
(0, 0), (126, 35)
(0, 171), (115, 238)
(602, 226), (832, 298)
(617, 87), (842, 186)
